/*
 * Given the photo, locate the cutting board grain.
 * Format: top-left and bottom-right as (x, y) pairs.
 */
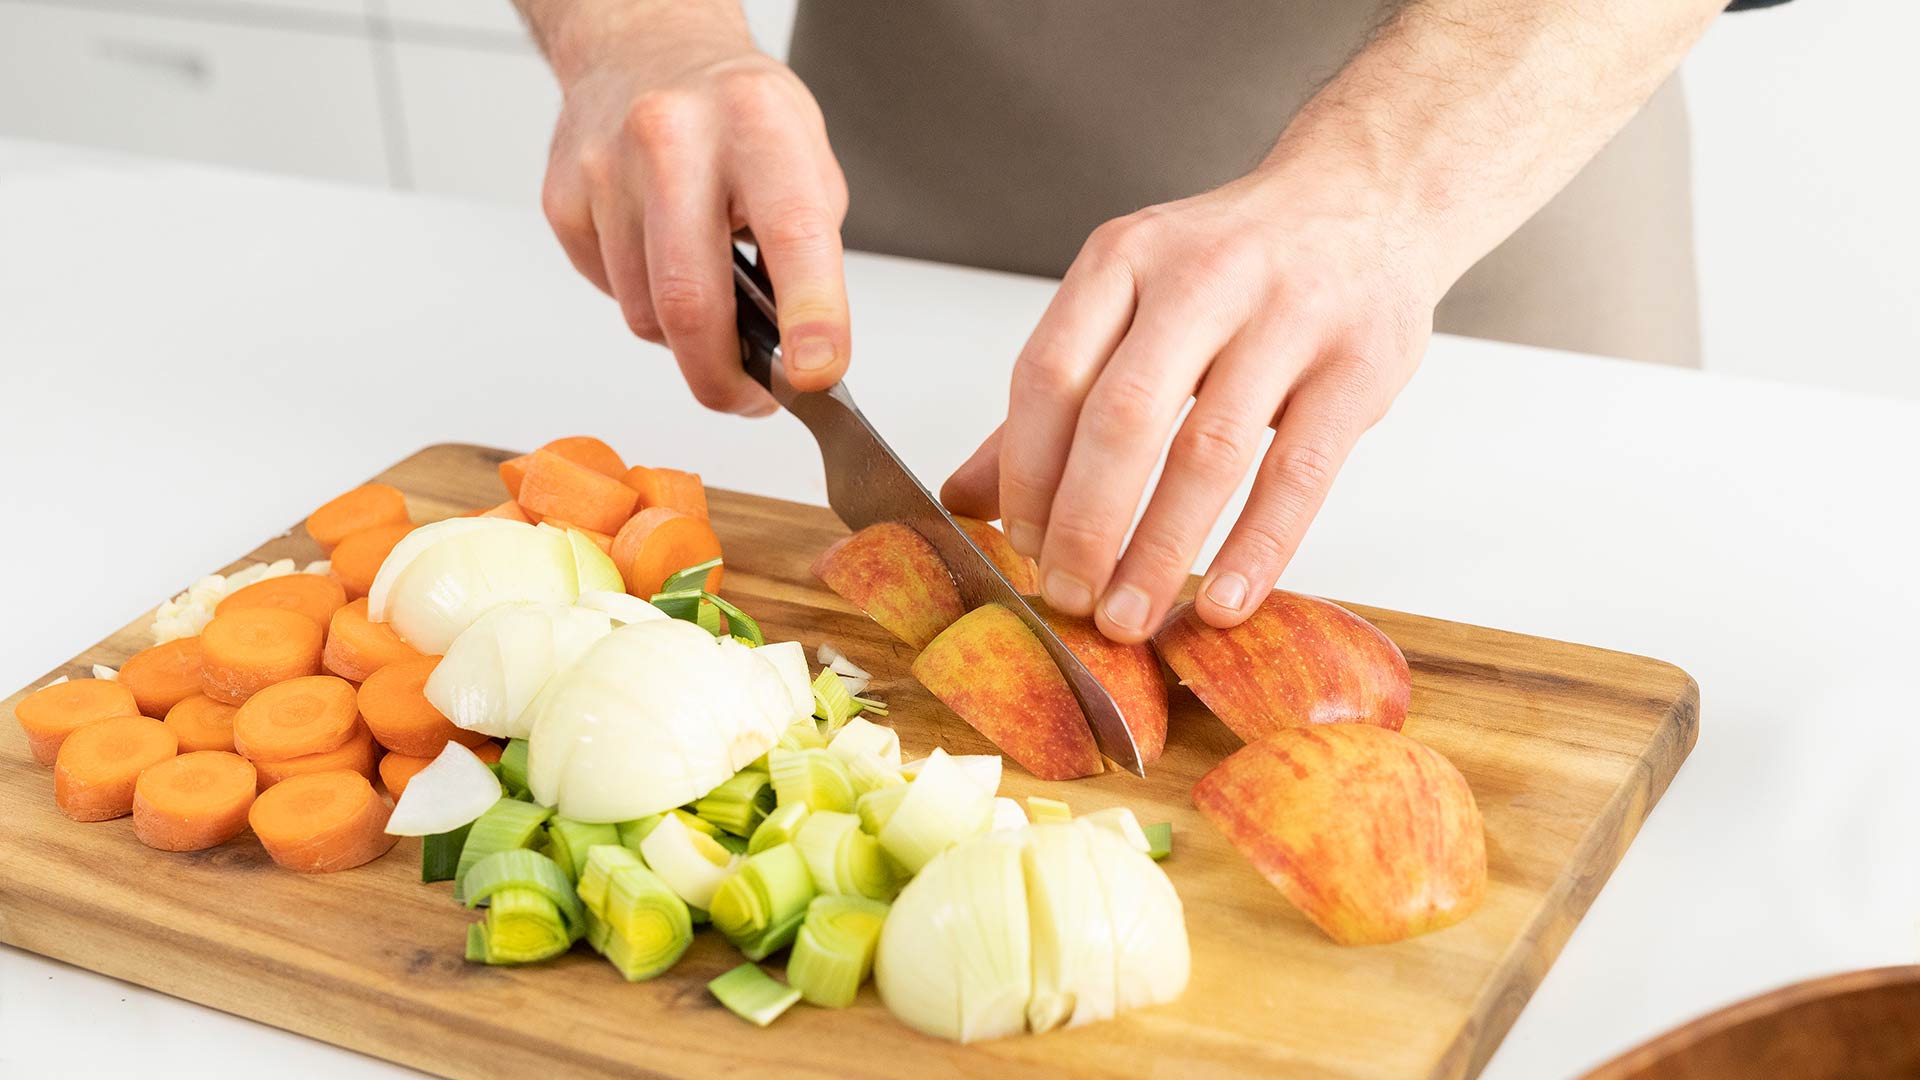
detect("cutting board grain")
(0, 443), (1698, 1080)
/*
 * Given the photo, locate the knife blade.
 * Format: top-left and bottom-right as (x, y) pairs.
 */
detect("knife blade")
(731, 246), (1144, 777)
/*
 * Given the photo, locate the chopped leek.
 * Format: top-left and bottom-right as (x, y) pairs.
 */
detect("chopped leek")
(811, 667), (862, 732)
(673, 807), (723, 838)
(460, 849), (584, 964)
(421, 823), (471, 883)
(461, 849), (586, 935)
(639, 811), (739, 910)
(699, 593), (764, 647)
(856, 784), (909, 836)
(616, 814), (664, 852)
(1025, 796), (1072, 825)
(696, 598), (727, 636)
(714, 833), (749, 855)
(710, 843), (815, 961)
(708, 963), (800, 1027)
(794, 811), (898, 901)
(768, 748), (856, 813)
(826, 716), (901, 768)
(775, 718), (827, 752)
(748, 801), (809, 855)
(850, 696), (889, 717)
(497, 738), (530, 796)
(646, 586), (702, 623)
(600, 862), (693, 980)
(1143, 821), (1173, 861)
(453, 797), (553, 902)
(577, 844), (644, 913)
(876, 749), (994, 875)
(544, 817), (621, 883)
(659, 557), (723, 594)
(788, 894), (888, 1008)
(844, 750), (904, 796)
(692, 767), (774, 838)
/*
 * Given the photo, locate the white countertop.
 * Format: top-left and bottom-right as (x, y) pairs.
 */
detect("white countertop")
(2, 137), (1915, 1079)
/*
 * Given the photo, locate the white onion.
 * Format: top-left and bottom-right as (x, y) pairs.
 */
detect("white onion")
(574, 590), (668, 625)
(1078, 806), (1151, 854)
(524, 620), (796, 823)
(989, 797), (1029, 833)
(902, 753), (1001, 796)
(638, 811), (739, 910)
(816, 642), (872, 680)
(540, 522), (626, 595)
(384, 742), (503, 836)
(827, 716), (901, 768)
(424, 602), (613, 739)
(874, 832), (1031, 1042)
(382, 521), (581, 654)
(752, 640), (814, 726)
(366, 517), (520, 623)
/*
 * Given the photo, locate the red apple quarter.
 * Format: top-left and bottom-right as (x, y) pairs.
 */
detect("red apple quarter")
(912, 604), (1102, 780)
(811, 522), (965, 649)
(1032, 599), (1169, 764)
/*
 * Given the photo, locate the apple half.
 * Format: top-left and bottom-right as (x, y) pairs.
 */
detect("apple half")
(1153, 590), (1409, 741)
(1192, 723), (1486, 945)
(912, 604), (1102, 780)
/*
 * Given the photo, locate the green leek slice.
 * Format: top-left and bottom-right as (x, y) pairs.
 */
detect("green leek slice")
(577, 844), (645, 913)
(659, 557), (724, 595)
(855, 784), (909, 836)
(497, 738), (530, 796)
(461, 848), (586, 938)
(843, 751), (904, 796)
(710, 843), (815, 960)
(811, 668), (861, 732)
(616, 813), (664, 853)
(465, 887), (574, 964)
(850, 696), (889, 717)
(748, 801), (809, 855)
(825, 717), (901, 768)
(544, 817), (621, 883)
(1143, 821), (1173, 861)
(775, 718), (827, 753)
(794, 810), (899, 901)
(453, 797), (553, 902)
(421, 822), (471, 884)
(708, 963), (800, 1027)
(695, 598), (727, 637)
(788, 894), (888, 1009)
(698, 593), (763, 646)
(600, 863), (693, 980)
(692, 768), (775, 837)
(769, 747), (856, 813)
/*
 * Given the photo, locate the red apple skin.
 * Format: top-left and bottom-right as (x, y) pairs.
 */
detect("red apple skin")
(1192, 724), (1486, 945)
(911, 604), (1102, 780)
(1030, 599), (1169, 764)
(953, 516), (1039, 593)
(1153, 590), (1410, 741)
(811, 522), (965, 649)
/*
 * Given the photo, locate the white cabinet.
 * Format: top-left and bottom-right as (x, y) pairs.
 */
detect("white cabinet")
(0, 2), (393, 183)
(381, 0), (525, 36)
(89, 0), (373, 21)
(389, 40), (557, 203)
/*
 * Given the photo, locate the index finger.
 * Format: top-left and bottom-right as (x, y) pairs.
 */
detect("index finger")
(735, 160), (851, 392)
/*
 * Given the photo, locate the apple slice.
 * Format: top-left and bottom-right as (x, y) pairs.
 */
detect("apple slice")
(1031, 599), (1169, 764)
(1152, 590), (1409, 741)
(1192, 724), (1486, 944)
(953, 516), (1038, 593)
(811, 522), (964, 648)
(912, 604), (1101, 780)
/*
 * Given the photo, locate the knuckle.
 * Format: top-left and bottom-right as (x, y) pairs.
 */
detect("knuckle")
(1122, 529), (1192, 579)
(624, 91), (695, 146)
(1171, 412), (1253, 478)
(540, 179), (590, 239)
(714, 64), (786, 113)
(1087, 372), (1161, 434)
(687, 380), (742, 412)
(574, 141), (617, 195)
(1271, 441), (1338, 498)
(756, 204), (836, 251)
(998, 460), (1055, 506)
(650, 272), (713, 337)
(1044, 508), (1117, 556)
(1011, 346), (1083, 403)
(1228, 521), (1294, 577)
(621, 303), (661, 342)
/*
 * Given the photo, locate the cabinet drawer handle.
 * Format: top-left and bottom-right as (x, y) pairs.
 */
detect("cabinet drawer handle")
(93, 38), (210, 84)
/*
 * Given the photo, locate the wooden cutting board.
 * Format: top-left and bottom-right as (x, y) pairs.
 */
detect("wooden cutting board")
(0, 443), (1697, 1080)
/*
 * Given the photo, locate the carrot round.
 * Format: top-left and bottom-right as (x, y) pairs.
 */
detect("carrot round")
(216, 573), (347, 632)
(499, 454), (532, 500)
(116, 637), (206, 718)
(357, 657), (488, 756)
(623, 466), (709, 521)
(306, 484), (410, 553)
(163, 694), (240, 753)
(322, 597), (422, 682)
(252, 722), (380, 790)
(14, 678), (142, 766)
(611, 507), (724, 598)
(516, 448), (638, 535)
(248, 769), (397, 873)
(541, 435), (626, 479)
(377, 739), (501, 799)
(540, 518), (615, 555)
(53, 715), (178, 822)
(200, 608), (325, 705)
(132, 751), (257, 851)
(328, 522), (414, 602)
(480, 500), (532, 523)
(233, 675), (360, 762)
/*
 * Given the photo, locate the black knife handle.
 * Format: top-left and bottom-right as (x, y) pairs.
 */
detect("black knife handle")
(732, 246), (781, 392)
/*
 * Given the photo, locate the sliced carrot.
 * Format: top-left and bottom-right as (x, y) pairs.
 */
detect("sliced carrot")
(322, 597), (422, 682)
(357, 657), (487, 756)
(248, 769), (396, 872)
(306, 484), (410, 553)
(132, 751), (257, 851)
(199, 608), (326, 706)
(623, 466), (709, 521)
(540, 518), (615, 555)
(379, 739), (503, 799)
(499, 454), (532, 500)
(14, 678), (142, 765)
(541, 435), (626, 479)
(252, 722), (380, 790)
(328, 522), (414, 602)
(163, 694), (240, 753)
(232, 675), (359, 762)
(216, 573), (348, 632)
(516, 448), (638, 535)
(480, 500), (532, 523)
(53, 715), (178, 822)
(115, 637), (206, 719)
(611, 507), (724, 598)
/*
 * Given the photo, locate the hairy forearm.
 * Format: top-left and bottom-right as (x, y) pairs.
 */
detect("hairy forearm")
(511, 0), (750, 84)
(1269, 0), (1723, 296)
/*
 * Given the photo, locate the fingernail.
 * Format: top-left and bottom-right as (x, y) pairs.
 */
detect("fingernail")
(1043, 569), (1094, 613)
(1007, 520), (1042, 557)
(1205, 572), (1248, 612)
(1101, 586), (1151, 634)
(788, 337), (836, 372)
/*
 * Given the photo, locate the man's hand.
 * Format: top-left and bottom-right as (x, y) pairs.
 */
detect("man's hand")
(940, 158), (1433, 644)
(521, 0), (850, 414)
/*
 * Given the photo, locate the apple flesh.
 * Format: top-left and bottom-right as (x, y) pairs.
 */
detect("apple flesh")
(1031, 599), (1168, 764)
(1192, 723), (1486, 945)
(812, 522), (965, 649)
(953, 516), (1038, 593)
(1153, 590), (1409, 741)
(912, 604), (1102, 780)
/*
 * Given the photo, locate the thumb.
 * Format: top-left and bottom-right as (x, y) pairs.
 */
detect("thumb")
(940, 425), (1004, 520)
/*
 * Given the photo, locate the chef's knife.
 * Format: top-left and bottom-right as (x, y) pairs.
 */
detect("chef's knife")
(731, 245), (1144, 777)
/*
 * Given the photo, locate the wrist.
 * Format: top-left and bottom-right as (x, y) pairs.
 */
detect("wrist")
(528, 0), (754, 88)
